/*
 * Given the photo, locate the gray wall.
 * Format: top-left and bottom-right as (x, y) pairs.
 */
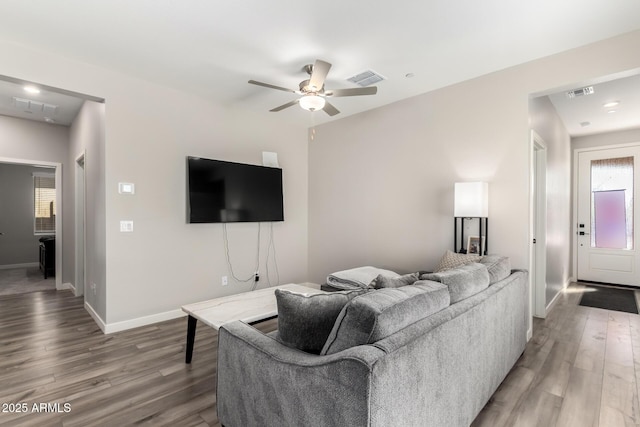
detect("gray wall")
(572, 128), (640, 150)
(0, 115), (69, 271)
(0, 40), (310, 326)
(0, 163), (54, 266)
(308, 30), (640, 287)
(2, 30), (639, 329)
(67, 100), (106, 318)
(529, 96), (572, 305)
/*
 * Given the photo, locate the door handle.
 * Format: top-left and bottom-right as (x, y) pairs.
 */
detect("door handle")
(578, 231), (590, 235)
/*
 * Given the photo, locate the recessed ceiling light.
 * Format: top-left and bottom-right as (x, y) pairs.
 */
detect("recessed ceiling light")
(24, 85), (40, 94)
(603, 101), (620, 108)
(608, 110), (617, 114)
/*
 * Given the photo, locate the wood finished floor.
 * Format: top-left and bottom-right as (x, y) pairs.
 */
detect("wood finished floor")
(0, 290), (279, 427)
(0, 284), (638, 426)
(473, 282), (640, 427)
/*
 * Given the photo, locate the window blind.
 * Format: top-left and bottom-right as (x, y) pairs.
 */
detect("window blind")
(34, 174), (56, 234)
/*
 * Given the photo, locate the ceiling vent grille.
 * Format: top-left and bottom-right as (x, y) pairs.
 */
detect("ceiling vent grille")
(566, 86), (595, 98)
(12, 97), (58, 115)
(347, 70), (385, 87)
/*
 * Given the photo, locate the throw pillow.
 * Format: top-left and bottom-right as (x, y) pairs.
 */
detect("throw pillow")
(434, 250), (481, 272)
(421, 263), (490, 303)
(479, 255), (511, 285)
(275, 288), (367, 354)
(321, 281), (450, 355)
(370, 272), (420, 289)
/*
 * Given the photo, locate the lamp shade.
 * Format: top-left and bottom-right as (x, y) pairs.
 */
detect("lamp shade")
(299, 94), (326, 111)
(454, 182), (488, 217)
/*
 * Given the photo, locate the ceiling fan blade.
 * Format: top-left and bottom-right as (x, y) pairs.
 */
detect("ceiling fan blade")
(270, 99), (299, 112)
(308, 60), (331, 91)
(325, 86), (378, 97)
(249, 80), (296, 93)
(322, 101), (340, 116)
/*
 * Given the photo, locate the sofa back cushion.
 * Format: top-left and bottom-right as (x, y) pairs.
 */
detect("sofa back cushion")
(420, 263), (490, 303)
(479, 255), (511, 284)
(275, 288), (367, 354)
(321, 281), (450, 355)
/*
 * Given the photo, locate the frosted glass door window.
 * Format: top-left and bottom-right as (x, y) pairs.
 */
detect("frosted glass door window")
(591, 156), (633, 249)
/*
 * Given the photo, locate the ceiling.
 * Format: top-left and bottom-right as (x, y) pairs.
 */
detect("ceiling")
(548, 73), (640, 137)
(0, 0), (639, 132)
(0, 78), (85, 126)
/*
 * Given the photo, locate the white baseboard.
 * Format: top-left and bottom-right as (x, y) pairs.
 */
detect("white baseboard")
(0, 262), (39, 270)
(84, 301), (107, 333)
(104, 309), (187, 334)
(545, 287), (563, 316)
(84, 302), (187, 335)
(58, 282), (73, 291)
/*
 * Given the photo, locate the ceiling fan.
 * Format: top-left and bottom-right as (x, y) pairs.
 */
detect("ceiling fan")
(248, 59), (377, 116)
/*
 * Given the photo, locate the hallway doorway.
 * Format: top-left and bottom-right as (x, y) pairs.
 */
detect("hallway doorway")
(0, 157), (63, 293)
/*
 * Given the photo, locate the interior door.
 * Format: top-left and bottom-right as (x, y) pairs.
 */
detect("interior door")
(577, 146), (640, 287)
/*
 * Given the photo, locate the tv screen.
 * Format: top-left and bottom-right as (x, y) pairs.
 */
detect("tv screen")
(187, 157), (284, 223)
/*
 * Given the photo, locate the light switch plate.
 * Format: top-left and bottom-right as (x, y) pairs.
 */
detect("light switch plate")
(120, 220), (134, 232)
(118, 182), (135, 194)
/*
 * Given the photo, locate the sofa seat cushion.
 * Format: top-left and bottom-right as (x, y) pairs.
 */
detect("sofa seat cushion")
(421, 263), (490, 303)
(275, 288), (367, 354)
(321, 281), (450, 355)
(479, 255), (511, 284)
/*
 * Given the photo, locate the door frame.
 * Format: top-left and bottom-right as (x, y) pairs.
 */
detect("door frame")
(75, 151), (86, 297)
(572, 141), (640, 284)
(530, 131), (547, 322)
(0, 156), (63, 290)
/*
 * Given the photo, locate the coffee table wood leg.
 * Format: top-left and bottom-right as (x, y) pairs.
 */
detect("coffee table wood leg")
(186, 315), (197, 364)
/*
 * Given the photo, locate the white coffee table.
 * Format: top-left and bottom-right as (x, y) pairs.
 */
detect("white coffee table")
(181, 283), (324, 363)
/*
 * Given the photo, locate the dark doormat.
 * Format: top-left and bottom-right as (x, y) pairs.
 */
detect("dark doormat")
(579, 284), (639, 314)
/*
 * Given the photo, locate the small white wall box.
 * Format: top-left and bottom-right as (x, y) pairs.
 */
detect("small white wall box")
(120, 220), (134, 232)
(262, 152), (279, 167)
(118, 182), (135, 194)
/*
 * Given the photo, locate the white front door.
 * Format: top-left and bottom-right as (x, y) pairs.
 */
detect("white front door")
(577, 145), (640, 287)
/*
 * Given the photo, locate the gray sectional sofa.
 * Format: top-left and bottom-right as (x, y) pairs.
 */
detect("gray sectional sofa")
(217, 259), (528, 427)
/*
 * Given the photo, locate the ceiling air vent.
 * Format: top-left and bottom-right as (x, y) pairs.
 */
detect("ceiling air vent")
(347, 70), (385, 87)
(566, 86), (594, 99)
(12, 97), (58, 115)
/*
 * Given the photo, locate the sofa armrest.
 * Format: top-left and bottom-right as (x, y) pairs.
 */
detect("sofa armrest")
(217, 320), (385, 427)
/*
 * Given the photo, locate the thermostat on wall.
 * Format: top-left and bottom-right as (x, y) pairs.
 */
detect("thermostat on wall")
(118, 182), (135, 194)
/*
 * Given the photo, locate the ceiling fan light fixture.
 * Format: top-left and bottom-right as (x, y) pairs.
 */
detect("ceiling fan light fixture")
(299, 94), (325, 112)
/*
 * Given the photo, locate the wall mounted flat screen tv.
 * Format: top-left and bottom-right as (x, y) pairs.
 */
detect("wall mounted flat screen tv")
(187, 156), (284, 223)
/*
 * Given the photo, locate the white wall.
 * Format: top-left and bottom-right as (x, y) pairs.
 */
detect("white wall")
(0, 163), (55, 266)
(0, 115), (69, 270)
(572, 127), (640, 150)
(529, 96), (572, 305)
(1, 40), (309, 328)
(67, 100), (106, 317)
(308, 30), (640, 285)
